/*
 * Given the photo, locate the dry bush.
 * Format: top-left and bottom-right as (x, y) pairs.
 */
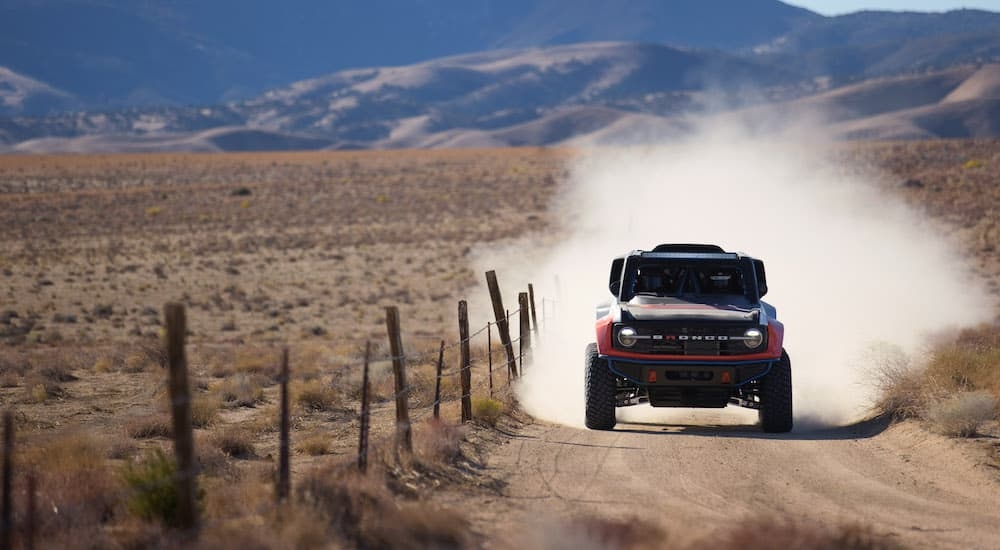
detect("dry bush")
(211, 428), (257, 458)
(125, 413), (172, 439)
(296, 433), (331, 456)
(295, 378), (340, 412)
(863, 342), (923, 418)
(217, 372), (265, 407)
(195, 505), (329, 550)
(693, 515), (901, 550)
(923, 324), (1000, 397)
(23, 372), (67, 403)
(20, 432), (121, 541)
(232, 347), (281, 380)
(513, 514), (671, 550)
(415, 419), (467, 466)
(472, 396), (505, 426)
(190, 393), (222, 427)
(245, 404), (281, 435)
(925, 391), (998, 437)
(296, 468), (470, 549)
(195, 442), (241, 480)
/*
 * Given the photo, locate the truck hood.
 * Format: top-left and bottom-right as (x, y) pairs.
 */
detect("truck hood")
(622, 297), (759, 322)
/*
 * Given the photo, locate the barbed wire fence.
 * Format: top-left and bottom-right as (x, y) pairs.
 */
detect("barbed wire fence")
(0, 269), (554, 547)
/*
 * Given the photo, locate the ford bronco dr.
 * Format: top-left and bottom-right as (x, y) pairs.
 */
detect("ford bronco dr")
(585, 244), (792, 432)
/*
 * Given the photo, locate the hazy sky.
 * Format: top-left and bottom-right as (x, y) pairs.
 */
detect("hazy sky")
(788, 0), (999, 14)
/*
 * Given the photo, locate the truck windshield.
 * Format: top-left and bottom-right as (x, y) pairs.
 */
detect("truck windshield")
(622, 259), (749, 301)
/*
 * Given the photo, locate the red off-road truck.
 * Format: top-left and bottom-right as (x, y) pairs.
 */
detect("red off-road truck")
(585, 244), (792, 433)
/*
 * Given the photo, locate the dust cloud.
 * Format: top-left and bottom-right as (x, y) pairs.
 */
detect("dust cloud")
(475, 124), (995, 430)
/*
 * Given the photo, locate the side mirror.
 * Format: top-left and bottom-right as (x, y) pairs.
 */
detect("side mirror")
(609, 258), (625, 296)
(753, 259), (768, 298)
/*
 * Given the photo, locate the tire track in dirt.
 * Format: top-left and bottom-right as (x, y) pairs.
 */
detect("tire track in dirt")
(475, 412), (1000, 549)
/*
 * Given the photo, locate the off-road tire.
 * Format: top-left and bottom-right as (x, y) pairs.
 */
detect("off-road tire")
(585, 343), (616, 430)
(758, 349), (793, 433)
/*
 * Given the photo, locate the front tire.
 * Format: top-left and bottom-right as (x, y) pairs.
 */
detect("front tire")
(758, 349), (793, 433)
(585, 343), (616, 430)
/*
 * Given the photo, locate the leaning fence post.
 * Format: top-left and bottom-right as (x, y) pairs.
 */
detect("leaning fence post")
(277, 347), (290, 503)
(528, 283), (539, 335)
(459, 301), (472, 423)
(485, 270), (519, 379)
(1, 410), (12, 550)
(358, 341), (371, 474)
(433, 340), (445, 420)
(386, 306), (412, 457)
(165, 303), (199, 534)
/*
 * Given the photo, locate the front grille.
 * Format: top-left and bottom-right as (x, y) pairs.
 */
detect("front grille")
(616, 322), (764, 356)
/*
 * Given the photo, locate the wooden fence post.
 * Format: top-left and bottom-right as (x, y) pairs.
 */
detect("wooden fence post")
(433, 340), (444, 420)
(487, 322), (494, 399)
(528, 283), (538, 334)
(164, 303), (198, 534)
(1, 410), (12, 550)
(459, 301), (472, 423)
(25, 472), (34, 550)
(358, 341), (371, 474)
(277, 348), (290, 503)
(519, 292), (531, 351)
(485, 271), (519, 379)
(385, 307), (412, 457)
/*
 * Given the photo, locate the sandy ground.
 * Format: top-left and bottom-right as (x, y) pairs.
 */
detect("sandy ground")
(454, 410), (1000, 549)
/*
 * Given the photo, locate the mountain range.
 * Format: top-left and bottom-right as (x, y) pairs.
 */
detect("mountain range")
(2, 1), (1000, 151)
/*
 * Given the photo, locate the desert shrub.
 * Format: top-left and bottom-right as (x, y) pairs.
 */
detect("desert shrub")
(297, 468), (470, 549)
(211, 428), (256, 458)
(122, 448), (202, 527)
(23, 372), (67, 403)
(296, 379), (339, 412)
(925, 391), (998, 437)
(863, 342), (923, 418)
(217, 373), (265, 407)
(694, 515), (901, 550)
(415, 420), (467, 465)
(125, 413), (172, 439)
(190, 394), (221, 428)
(245, 405), (281, 435)
(923, 324), (1000, 397)
(296, 433), (331, 456)
(22, 432), (120, 536)
(472, 396), (504, 425)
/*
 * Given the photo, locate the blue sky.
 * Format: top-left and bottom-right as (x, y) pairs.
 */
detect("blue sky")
(788, 0), (999, 14)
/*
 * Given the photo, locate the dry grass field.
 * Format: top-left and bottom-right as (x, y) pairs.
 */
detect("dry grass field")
(0, 142), (998, 548)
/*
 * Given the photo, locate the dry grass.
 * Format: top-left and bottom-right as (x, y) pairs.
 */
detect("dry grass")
(18, 431), (121, 542)
(472, 396), (505, 426)
(211, 428), (257, 458)
(190, 393), (222, 427)
(1, 144), (998, 547)
(216, 372), (265, 407)
(925, 391), (998, 437)
(868, 324), (1000, 436)
(415, 419), (468, 465)
(294, 378), (340, 412)
(125, 413), (172, 439)
(296, 432), (332, 456)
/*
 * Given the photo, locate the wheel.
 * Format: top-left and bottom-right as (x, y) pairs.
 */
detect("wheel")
(758, 349), (793, 433)
(585, 343), (616, 430)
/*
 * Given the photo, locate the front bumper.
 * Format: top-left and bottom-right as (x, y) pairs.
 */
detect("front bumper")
(605, 356), (775, 387)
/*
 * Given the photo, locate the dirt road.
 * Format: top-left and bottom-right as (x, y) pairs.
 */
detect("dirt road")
(466, 409), (1000, 549)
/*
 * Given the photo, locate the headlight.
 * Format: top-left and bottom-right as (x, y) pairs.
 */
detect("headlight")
(743, 328), (764, 349)
(617, 326), (638, 348)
